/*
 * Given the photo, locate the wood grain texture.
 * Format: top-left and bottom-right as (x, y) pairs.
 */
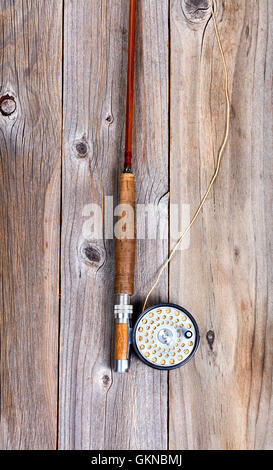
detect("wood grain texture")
(169, 0), (273, 450)
(0, 1), (62, 449)
(1, 0), (271, 451)
(59, 0), (169, 450)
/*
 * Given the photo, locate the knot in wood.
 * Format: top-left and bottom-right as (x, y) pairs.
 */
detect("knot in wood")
(182, 0), (210, 24)
(84, 245), (101, 263)
(79, 241), (106, 269)
(0, 94), (16, 116)
(102, 375), (110, 387)
(73, 140), (88, 158)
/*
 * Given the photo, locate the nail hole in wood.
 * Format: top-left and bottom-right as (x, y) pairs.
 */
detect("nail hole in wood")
(234, 246), (240, 262)
(206, 330), (215, 350)
(105, 114), (114, 126)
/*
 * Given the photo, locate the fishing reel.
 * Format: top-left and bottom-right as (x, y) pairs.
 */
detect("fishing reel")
(114, 294), (199, 372)
(133, 303), (199, 370)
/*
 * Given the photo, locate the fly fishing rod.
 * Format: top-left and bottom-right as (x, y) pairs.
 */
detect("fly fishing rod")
(114, 0), (199, 373)
(114, 0), (137, 373)
(114, 0), (229, 372)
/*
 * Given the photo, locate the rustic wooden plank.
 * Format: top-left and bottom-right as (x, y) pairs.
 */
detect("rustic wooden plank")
(59, 0), (169, 449)
(0, 1), (62, 449)
(105, 0), (169, 450)
(169, 0), (272, 450)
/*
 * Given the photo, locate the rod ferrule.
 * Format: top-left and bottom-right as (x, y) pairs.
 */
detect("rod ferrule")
(114, 359), (130, 374)
(114, 294), (133, 323)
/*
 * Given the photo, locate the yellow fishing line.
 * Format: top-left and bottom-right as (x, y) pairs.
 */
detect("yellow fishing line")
(143, 0), (230, 312)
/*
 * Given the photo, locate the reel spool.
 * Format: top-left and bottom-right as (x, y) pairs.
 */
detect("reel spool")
(132, 303), (199, 370)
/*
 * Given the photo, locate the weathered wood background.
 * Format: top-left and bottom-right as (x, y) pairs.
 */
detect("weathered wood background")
(0, 0), (272, 450)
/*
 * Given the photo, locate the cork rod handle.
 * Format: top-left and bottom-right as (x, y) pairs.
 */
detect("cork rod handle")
(114, 173), (136, 295)
(114, 324), (129, 360)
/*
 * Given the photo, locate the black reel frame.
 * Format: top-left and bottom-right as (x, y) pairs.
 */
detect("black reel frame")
(132, 303), (200, 371)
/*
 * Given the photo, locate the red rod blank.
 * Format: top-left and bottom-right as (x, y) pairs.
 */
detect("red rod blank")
(124, 0), (136, 171)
